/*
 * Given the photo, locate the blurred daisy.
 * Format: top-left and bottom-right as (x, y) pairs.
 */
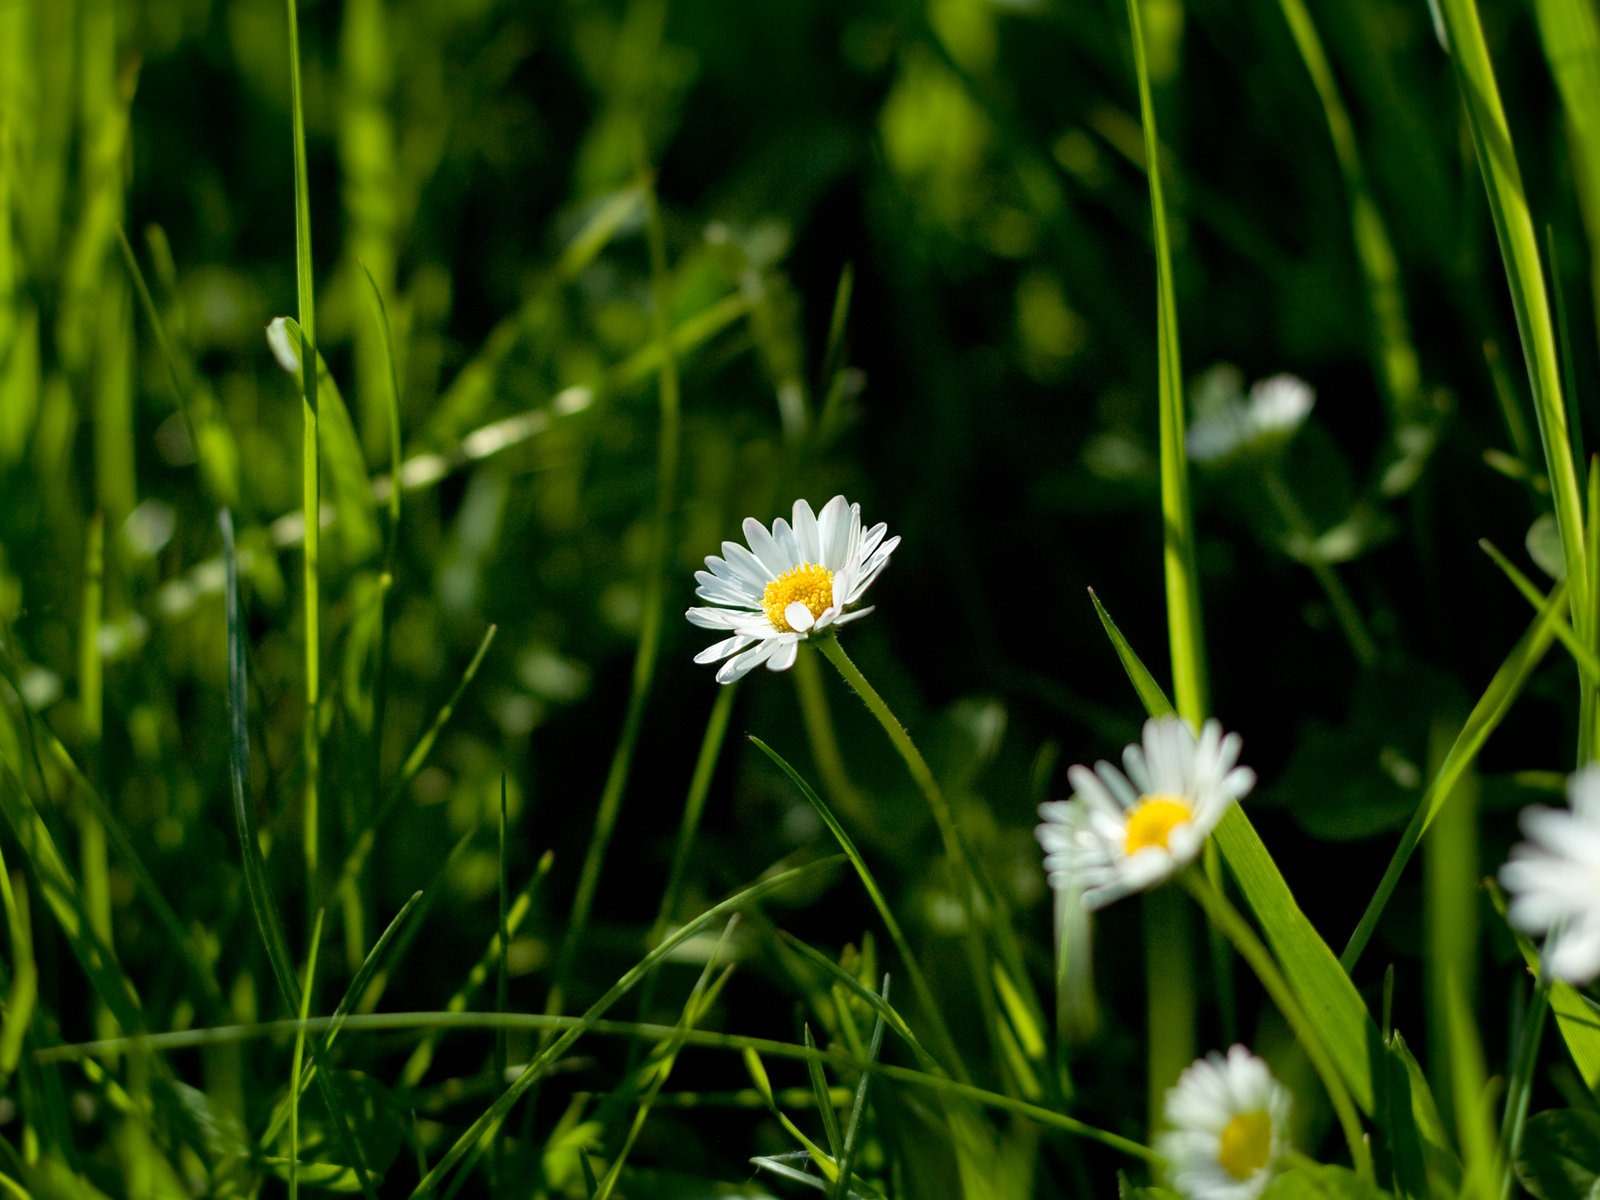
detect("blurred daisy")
(686, 495), (899, 684)
(1500, 764), (1600, 985)
(1036, 717), (1254, 910)
(1186, 367), (1315, 466)
(1158, 1046), (1292, 1200)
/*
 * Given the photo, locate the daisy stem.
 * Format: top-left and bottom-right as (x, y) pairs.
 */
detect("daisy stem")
(1262, 468), (1378, 668)
(1178, 868), (1374, 1186)
(793, 644), (871, 829)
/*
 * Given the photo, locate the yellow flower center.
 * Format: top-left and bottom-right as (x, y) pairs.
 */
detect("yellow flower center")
(762, 564), (835, 633)
(1124, 794), (1194, 855)
(1217, 1110), (1273, 1180)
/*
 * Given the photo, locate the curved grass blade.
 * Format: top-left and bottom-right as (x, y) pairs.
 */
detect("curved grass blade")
(1342, 582), (1565, 971)
(749, 736), (964, 1082)
(410, 857), (843, 1196)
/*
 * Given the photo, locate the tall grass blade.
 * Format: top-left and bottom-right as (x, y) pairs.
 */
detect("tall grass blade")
(1438, 0), (1587, 627)
(220, 509), (379, 1200)
(289, 909), (326, 1200)
(0, 850), (35, 1088)
(832, 976), (890, 1200)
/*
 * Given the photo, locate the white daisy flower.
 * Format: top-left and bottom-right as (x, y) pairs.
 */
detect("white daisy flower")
(1187, 368), (1315, 466)
(1158, 1046), (1292, 1200)
(1500, 764), (1600, 985)
(686, 495), (899, 685)
(1035, 717), (1254, 910)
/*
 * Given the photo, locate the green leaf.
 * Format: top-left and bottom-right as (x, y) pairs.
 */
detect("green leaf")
(1514, 1110), (1600, 1200)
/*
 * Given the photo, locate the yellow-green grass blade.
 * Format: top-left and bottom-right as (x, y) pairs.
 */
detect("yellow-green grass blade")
(832, 976), (890, 1200)
(776, 932), (936, 1071)
(338, 0), (399, 461)
(1124, 0), (1206, 727)
(1090, 591), (1382, 1115)
(1423, 718), (1479, 1133)
(0, 844), (36, 1087)
(1445, 973), (1500, 1200)
(1277, 0), (1427, 495)
(745, 1046), (844, 1187)
(1478, 540), (1600, 682)
(1532, 0), (1600, 349)
(408, 857), (844, 1196)
(1343, 582), (1565, 972)
(750, 735), (966, 1083)
(1438, 0), (1588, 630)
(1089, 588), (1176, 719)
(285, 0), (324, 917)
(76, 513), (114, 1050)
(803, 1025), (844, 1163)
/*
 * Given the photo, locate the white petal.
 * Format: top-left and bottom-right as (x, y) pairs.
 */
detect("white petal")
(265, 317), (302, 372)
(694, 633), (755, 664)
(785, 601), (815, 633)
(743, 517), (788, 577)
(765, 639), (800, 672)
(771, 517), (802, 569)
(817, 495), (851, 567)
(716, 638), (783, 684)
(793, 499), (822, 563)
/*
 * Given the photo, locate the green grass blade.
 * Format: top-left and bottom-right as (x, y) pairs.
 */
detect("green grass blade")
(1091, 583), (1384, 1114)
(410, 857), (842, 1196)
(220, 509), (379, 1200)
(1276, 0), (1427, 494)
(1445, 972), (1500, 1200)
(1478, 540), (1600, 681)
(289, 909), (325, 1200)
(832, 976), (889, 1200)
(0, 847), (36, 1087)
(804, 1025), (843, 1161)
(1439, 0), (1588, 628)
(749, 735), (965, 1083)
(776, 932), (935, 1069)
(1088, 588), (1176, 718)
(1342, 582), (1564, 971)
(1489, 880), (1600, 1089)
(75, 511), (113, 1049)
(284, 0), (324, 918)
(1124, 0), (1206, 726)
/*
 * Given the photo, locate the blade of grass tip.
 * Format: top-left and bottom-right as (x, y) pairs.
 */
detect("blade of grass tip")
(257, 889), (425, 1153)
(816, 262), (856, 441)
(549, 146), (681, 1024)
(1478, 540), (1600, 681)
(749, 735), (967, 1083)
(1091, 586), (1384, 1116)
(1438, 0), (1588, 628)
(0, 857), (35, 1089)
(744, 1047), (840, 1186)
(777, 932), (936, 1070)
(284, 0), (324, 920)
(220, 510), (380, 1200)
(1343, 580), (1565, 972)
(804, 1026), (844, 1163)
(290, 909), (326, 1200)
(1088, 589), (1176, 719)
(410, 858), (841, 1197)
(832, 976), (890, 1200)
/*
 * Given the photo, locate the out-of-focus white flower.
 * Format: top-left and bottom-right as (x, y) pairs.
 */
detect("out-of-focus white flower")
(685, 495), (899, 684)
(265, 316), (303, 373)
(1186, 367), (1315, 466)
(1036, 717), (1254, 910)
(1158, 1046), (1292, 1200)
(1501, 765), (1600, 984)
